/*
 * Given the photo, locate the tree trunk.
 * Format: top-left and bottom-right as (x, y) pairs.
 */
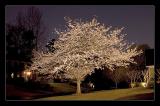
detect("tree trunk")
(115, 82), (118, 89)
(76, 80), (81, 95)
(131, 80), (134, 88)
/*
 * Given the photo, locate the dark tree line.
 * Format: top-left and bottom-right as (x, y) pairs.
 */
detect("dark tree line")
(16, 6), (45, 50)
(6, 6), (45, 79)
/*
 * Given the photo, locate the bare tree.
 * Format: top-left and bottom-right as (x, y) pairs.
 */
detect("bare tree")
(109, 67), (126, 89)
(16, 6), (46, 50)
(127, 70), (141, 88)
(141, 69), (151, 86)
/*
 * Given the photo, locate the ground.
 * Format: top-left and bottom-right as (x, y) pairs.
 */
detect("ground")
(6, 82), (154, 100)
(35, 87), (154, 101)
(6, 84), (54, 100)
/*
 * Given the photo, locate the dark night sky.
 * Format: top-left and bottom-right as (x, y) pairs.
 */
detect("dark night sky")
(5, 5), (155, 49)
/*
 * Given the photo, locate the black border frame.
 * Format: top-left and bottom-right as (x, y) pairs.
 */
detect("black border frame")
(1, 0), (160, 106)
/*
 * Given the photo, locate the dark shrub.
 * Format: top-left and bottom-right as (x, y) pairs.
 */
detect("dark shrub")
(13, 77), (25, 86)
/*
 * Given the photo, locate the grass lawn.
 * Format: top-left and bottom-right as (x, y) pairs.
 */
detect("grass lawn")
(35, 87), (154, 101)
(6, 82), (76, 100)
(6, 84), (53, 100)
(48, 82), (76, 94)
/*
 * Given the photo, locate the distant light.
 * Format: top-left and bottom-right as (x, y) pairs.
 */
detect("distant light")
(141, 82), (147, 87)
(17, 74), (20, 78)
(11, 73), (14, 78)
(26, 71), (31, 76)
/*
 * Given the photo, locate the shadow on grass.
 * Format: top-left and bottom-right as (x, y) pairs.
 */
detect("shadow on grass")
(32, 92), (75, 100)
(116, 92), (154, 100)
(32, 90), (94, 100)
(7, 91), (76, 100)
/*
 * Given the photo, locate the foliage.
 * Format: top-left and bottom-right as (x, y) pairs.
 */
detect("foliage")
(128, 44), (150, 71)
(46, 39), (55, 53)
(6, 6), (45, 79)
(31, 17), (142, 94)
(6, 24), (36, 75)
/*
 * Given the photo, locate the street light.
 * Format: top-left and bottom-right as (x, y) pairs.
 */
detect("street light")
(23, 70), (32, 81)
(26, 71), (31, 76)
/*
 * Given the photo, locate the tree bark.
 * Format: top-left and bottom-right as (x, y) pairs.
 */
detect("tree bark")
(131, 80), (134, 88)
(115, 82), (118, 89)
(76, 80), (81, 95)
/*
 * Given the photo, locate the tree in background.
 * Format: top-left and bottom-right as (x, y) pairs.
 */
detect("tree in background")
(126, 70), (142, 88)
(16, 6), (46, 50)
(46, 39), (55, 53)
(109, 67), (127, 89)
(31, 17), (142, 94)
(6, 6), (45, 80)
(129, 44), (150, 71)
(6, 24), (35, 78)
(125, 44), (152, 88)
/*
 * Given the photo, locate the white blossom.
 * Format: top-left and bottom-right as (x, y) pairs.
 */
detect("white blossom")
(30, 17), (142, 86)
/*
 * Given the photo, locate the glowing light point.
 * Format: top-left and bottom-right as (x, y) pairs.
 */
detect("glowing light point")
(26, 71), (31, 76)
(141, 82), (147, 87)
(11, 73), (14, 78)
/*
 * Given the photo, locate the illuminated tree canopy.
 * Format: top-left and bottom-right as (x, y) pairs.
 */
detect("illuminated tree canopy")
(30, 17), (142, 94)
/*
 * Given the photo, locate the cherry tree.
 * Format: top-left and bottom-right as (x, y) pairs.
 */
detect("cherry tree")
(30, 50), (60, 81)
(31, 17), (142, 94)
